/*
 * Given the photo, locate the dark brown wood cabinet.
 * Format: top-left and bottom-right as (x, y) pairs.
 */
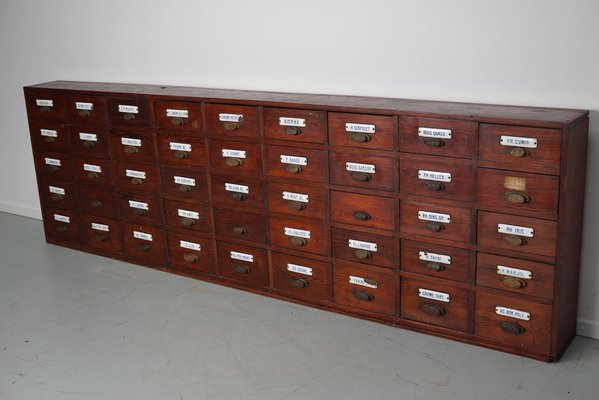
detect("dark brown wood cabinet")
(24, 80), (589, 362)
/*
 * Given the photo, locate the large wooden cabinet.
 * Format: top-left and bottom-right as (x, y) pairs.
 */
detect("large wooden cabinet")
(24, 81), (589, 361)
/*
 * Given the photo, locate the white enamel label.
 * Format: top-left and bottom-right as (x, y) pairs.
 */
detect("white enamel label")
(79, 132), (97, 141)
(349, 276), (378, 289)
(418, 288), (450, 303)
(177, 209), (200, 219)
(83, 163), (101, 173)
(222, 149), (246, 158)
(284, 227), (311, 239)
(346, 162), (375, 174)
(128, 200), (149, 210)
(345, 123), (376, 134)
(53, 214), (70, 223)
(282, 191), (309, 203)
(497, 265), (533, 280)
(180, 240), (201, 251)
(48, 186), (65, 195)
(75, 102), (93, 110)
(36, 99), (53, 107)
(418, 251), (451, 265)
(91, 222), (110, 232)
(174, 176), (196, 186)
(219, 113), (243, 122)
(126, 169), (146, 179)
(166, 109), (189, 118)
(118, 105), (139, 114)
(418, 211), (451, 224)
(225, 183), (249, 194)
(169, 142), (192, 152)
(40, 129), (58, 137)
(418, 170), (452, 182)
(133, 231), (153, 241)
(348, 239), (378, 252)
(418, 127), (452, 139)
(44, 157), (61, 166)
(287, 263), (313, 276)
(279, 117), (306, 127)
(497, 223), (534, 237)
(121, 137), (142, 147)
(280, 155), (308, 166)
(230, 251), (253, 262)
(495, 306), (530, 321)
(500, 135), (538, 149)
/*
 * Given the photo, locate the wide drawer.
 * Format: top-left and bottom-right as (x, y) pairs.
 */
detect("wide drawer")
(266, 182), (327, 220)
(330, 191), (395, 231)
(110, 130), (156, 164)
(70, 125), (109, 158)
(208, 139), (262, 176)
(330, 151), (396, 192)
(43, 208), (80, 244)
(114, 161), (161, 193)
(264, 108), (326, 143)
(39, 179), (77, 210)
(269, 216), (329, 255)
(398, 117), (476, 159)
(271, 252), (330, 303)
(161, 167), (209, 202)
(153, 100), (202, 131)
(167, 231), (216, 275)
(329, 112), (395, 150)
(72, 156), (112, 187)
(400, 240), (473, 283)
(264, 145), (327, 183)
(217, 241), (268, 288)
(156, 132), (207, 167)
(211, 174), (264, 211)
(80, 215), (122, 254)
(118, 192), (164, 225)
(67, 94), (108, 124)
(34, 151), (72, 181)
(122, 223), (167, 264)
(164, 198), (212, 233)
(77, 185), (118, 218)
(29, 121), (69, 152)
(214, 208), (266, 243)
(205, 104), (259, 139)
(25, 90), (66, 120)
(332, 228), (395, 268)
(400, 201), (471, 244)
(107, 97), (151, 128)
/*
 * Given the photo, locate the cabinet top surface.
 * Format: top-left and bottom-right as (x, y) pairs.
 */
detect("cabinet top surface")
(25, 80), (588, 128)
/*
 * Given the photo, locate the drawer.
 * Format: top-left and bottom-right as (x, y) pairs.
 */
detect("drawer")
(110, 130), (156, 163)
(400, 240), (472, 283)
(269, 217), (329, 255)
(205, 104), (259, 139)
(161, 167), (209, 202)
(330, 191), (395, 231)
(333, 262), (397, 316)
(399, 157), (475, 202)
(39, 180), (77, 210)
(264, 145), (327, 183)
(478, 124), (562, 174)
(118, 192), (164, 225)
(34, 151), (72, 181)
(400, 201), (471, 244)
(25, 90), (65, 120)
(72, 156), (112, 186)
(69, 125), (109, 158)
(264, 108), (326, 143)
(115, 161), (161, 193)
(122, 223), (167, 264)
(217, 241), (269, 288)
(477, 168), (560, 218)
(329, 151), (396, 192)
(43, 208), (80, 244)
(266, 182), (327, 220)
(80, 215), (122, 254)
(476, 253), (554, 300)
(77, 185), (118, 218)
(107, 97), (151, 128)
(398, 117), (476, 159)
(211, 175), (264, 211)
(154, 100), (202, 131)
(332, 228), (395, 269)
(167, 231), (216, 275)
(329, 113), (395, 150)
(401, 278), (471, 332)
(67, 94), (108, 124)
(208, 140), (262, 176)
(271, 252), (330, 303)
(215, 208), (266, 244)
(156, 132), (207, 167)
(475, 291), (552, 354)
(164, 198), (212, 233)
(29, 121), (69, 152)
(477, 211), (557, 257)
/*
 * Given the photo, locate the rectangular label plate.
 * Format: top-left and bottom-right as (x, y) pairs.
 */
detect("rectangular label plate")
(174, 176), (195, 186)
(346, 162), (375, 174)
(345, 123), (375, 133)
(180, 240), (201, 251)
(79, 132), (97, 141)
(282, 191), (309, 203)
(418, 251), (451, 265)
(349, 276), (378, 289)
(418, 170), (452, 182)
(76, 102), (93, 110)
(497, 265), (532, 280)
(45, 157), (61, 166)
(118, 105), (139, 114)
(40, 129), (58, 137)
(495, 306), (530, 321)
(133, 231), (153, 241)
(225, 183), (249, 194)
(177, 209), (199, 219)
(230, 251), (253, 262)
(287, 263), (313, 276)
(497, 223), (534, 237)
(166, 109), (189, 118)
(126, 169), (146, 179)
(121, 137), (142, 147)
(91, 222), (110, 232)
(500, 135), (538, 148)
(36, 99), (53, 107)
(219, 113), (243, 122)
(279, 117), (306, 127)
(169, 142), (192, 152)
(53, 214), (70, 223)
(49, 186), (65, 195)
(418, 127), (452, 139)
(418, 211), (451, 223)
(284, 227), (311, 239)
(280, 155), (308, 165)
(418, 288), (450, 303)
(348, 239), (378, 252)
(129, 200), (148, 210)
(222, 149), (246, 158)
(83, 164), (101, 173)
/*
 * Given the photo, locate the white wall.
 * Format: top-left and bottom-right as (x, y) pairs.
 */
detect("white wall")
(1, 0), (598, 338)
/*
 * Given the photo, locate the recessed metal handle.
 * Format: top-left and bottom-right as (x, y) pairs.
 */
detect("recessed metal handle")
(132, 208), (148, 216)
(81, 140), (94, 148)
(504, 192), (531, 204)
(93, 233), (109, 242)
(424, 139), (445, 147)
(233, 264), (250, 274)
(180, 217), (196, 226)
(170, 117), (185, 126)
(224, 157), (243, 167)
(421, 303), (447, 316)
(55, 225), (68, 233)
(232, 226), (247, 235)
(178, 184), (192, 193)
(291, 278), (309, 288)
(91, 200), (102, 208)
(122, 113), (136, 121)
(426, 263), (445, 272)
(123, 145), (139, 154)
(50, 194), (64, 201)
(425, 221), (444, 232)
(223, 121), (240, 131)
(136, 243), (151, 252)
(499, 321), (526, 335)
(230, 192), (247, 201)
(286, 201), (306, 211)
(174, 151), (188, 159)
(289, 236), (307, 246)
(285, 126), (301, 136)
(130, 177), (143, 185)
(38, 106), (52, 113)
(501, 276), (527, 289)
(352, 211), (371, 221)
(425, 181), (445, 191)
(350, 172), (372, 182)
(354, 249), (372, 260)
(87, 171), (99, 179)
(285, 164), (303, 174)
(504, 235), (526, 246)
(79, 109), (90, 118)
(352, 290), (374, 301)
(44, 136), (56, 143)
(349, 132), (372, 143)
(47, 165), (60, 173)
(507, 147), (529, 158)
(183, 253), (199, 263)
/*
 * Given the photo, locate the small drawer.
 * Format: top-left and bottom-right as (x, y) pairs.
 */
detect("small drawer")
(329, 113), (395, 150)
(161, 167), (210, 202)
(264, 145), (327, 183)
(110, 130), (156, 163)
(67, 94), (108, 124)
(25, 90), (66, 120)
(114, 161), (161, 193)
(477, 211), (557, 257)
(69, 125), (109, 158)
(479, 124), (562, 175)
(43, 208), (80, 244)
(215, 208), (266, 244)
(39, 180), (77, 210)
(211, 175), (264, 211)
(81, 215), (122, 254)
(34, 151), (72, 181)
(400, 240), (472, 283)
(266, 182), (327, 220)
(122, 223), (167, 264)
(208, 139), (262, 176)
(477, 168), (559, 219)
(401, 278), (471, 332)
(264, 108), (326, 143)
(475, 291), (552, 354)
(167, 231), (216, 275)
(156, 132), (207, 167)
(398, 117), (476, 159)
(476, 253), (554, 300)
(118, 192), (164, 225)
(77, 185), (118, 218)
(154, 100), (202, 131)
(72, 156), (112, 186)
(333, 262), (397, 316)
(400, 201), (471, 244)
(329, 151), (396, 192)
(107, 97), (151, 128)
(269, 217), (329, 255)
(332, 228), (395, 268)
(217, 241), (269, 288)
(399, 157), (475, 202)
(271, 252), (330, 303)
(331, 191), (395, 231)
(164, 198), (212, 233)
(205, 104), (259, 139)
(29, 121), (69, 152)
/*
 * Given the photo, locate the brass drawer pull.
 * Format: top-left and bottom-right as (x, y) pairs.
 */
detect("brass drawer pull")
(183, 253), (199, 263)
(130, 177), (143, 185)
(425, 181), (445, 191)
(82, 140), (95, 148)
(424, 139), (444, 147)
(170, 117), (185, 126)
(224, 157), (243, 167)
(50, 194), (64, 201)
(291, 278), (309, 288)
(285, 164), (303, 174)
(180, 217), (196, 226)
(136, 243), (151, 252)
(233, 264), (250, 274)
(425, 221), (444, 232)
(178, 184), (192, 193)
(501, 276), (527, 289)
(39, 106), (52, 113)
(426, 263), (445, 272)
(349, 132), (372, 143)
(87, 171), (99, 179)
(55, 225), (68, 233)
(499, 321), (526, 335)
(79, 109), (90, 118)
(354, 249), (372, 260)
(421, 303), (447, 316)
(504, 235), (526, 246)
(350, 172), (372, 182)
(352, 290), (374, 301)
(47, 165), (60, 173)
(285, 126), (301, 136)
(44, 136), (56, 143)
(123, 145), (139, 154)
(504, 192), (530, 204)
(132, 208), (148, 216)
(223, 121), (240, 131)
(91, 200), (103, 208)
(93, 233), (109, 242)
(352, 211), (371, 221)
(230, 192), (247, 201)
(122, 113), (136, 121)
(286, 201), (306, 211)
(507, 147), (529, 158)
(232, 226), (247, 234)
(174, 151), (188, 159)
(289, 236), (307, 246)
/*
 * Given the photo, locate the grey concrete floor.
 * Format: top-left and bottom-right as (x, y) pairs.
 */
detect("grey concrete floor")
(1, 212), (598, 400)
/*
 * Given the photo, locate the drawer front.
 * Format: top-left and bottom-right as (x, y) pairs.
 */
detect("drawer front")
(115, 161), (161, 193)
(399, 157), (475, 202)
(330, 191), (395, 231)
(77, 185), (118, 218)
(211, 175), (264, 211)
(70, 125), (109, 158)
(329, 152), (396, 192)
(156, 132), (207, 167)
(154, 100), (202, 131)
(29, 121), (69, 152)
(271, 252), (330, 303)
(122, 223), (167, 264)
(205, 104), (259, 139)
(477, 211), (557, 257)
(164, 199), (212, 233)
(264, 108), (326, 143)
(333, 262), (397, 316)
(110, 131), (156, 163)
(269, 217), (329, 255)
(107, 97), (151, 128)
(67, 94), (108, 124)
(34, 151), (72, 181)
(477, 168), (560, 218)
(479, 124), (562, 174)
(217, 241), (268, 287)
(25, 90), (65, 120)
(399, 117), (476, 159)
(72, 156), (111, 186)
(400, 240), (472, 283)
(329, 113), (395, 150)
(161, 167), (210, 202)
(81, 215), (122, 254)
(43, 208), (80, 243)
(476, 253), (554, 299)
(475, 291), (552, 354)
(39, 179), (77, 210)
(332, 228), (395, 268)
(215, 208), (266, 243)
(118, 192), (164, 225)
(208, 140), (262, 176)
(400, 201), (471, 243)
(167, 231), (216, 275)
(401, 278), (471, 332)
(264, 145), (327, 183)
(266, 182), (327, 220)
